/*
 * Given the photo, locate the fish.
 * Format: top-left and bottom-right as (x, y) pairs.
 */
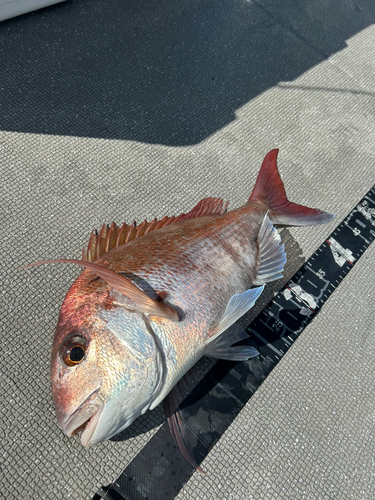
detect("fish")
(25, 149), (333, 471)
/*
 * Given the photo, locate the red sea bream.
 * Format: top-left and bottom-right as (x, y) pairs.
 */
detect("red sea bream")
(26, 149), (333, 467)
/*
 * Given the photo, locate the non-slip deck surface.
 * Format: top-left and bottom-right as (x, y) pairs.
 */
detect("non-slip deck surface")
(1, 1), (375, 498)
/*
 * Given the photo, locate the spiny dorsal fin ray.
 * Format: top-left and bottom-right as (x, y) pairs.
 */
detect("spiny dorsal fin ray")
(82, 197), (229, 262)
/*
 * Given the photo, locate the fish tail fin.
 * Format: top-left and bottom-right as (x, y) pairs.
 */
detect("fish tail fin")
(248, 149), (334, 226)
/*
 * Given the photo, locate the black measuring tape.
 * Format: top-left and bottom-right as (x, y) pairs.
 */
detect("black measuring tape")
(93, 185), (375, 500)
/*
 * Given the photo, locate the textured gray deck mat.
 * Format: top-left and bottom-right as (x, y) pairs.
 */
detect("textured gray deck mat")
(1, 1), (375, 499)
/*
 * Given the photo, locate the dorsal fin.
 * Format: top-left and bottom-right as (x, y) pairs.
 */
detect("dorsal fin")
(82, 197), (229, 262)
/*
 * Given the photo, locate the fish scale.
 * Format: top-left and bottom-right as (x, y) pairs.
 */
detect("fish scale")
(94, 184), (375, 500)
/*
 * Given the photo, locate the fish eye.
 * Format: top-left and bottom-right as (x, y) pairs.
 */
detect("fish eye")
(61, 335), (87, 367)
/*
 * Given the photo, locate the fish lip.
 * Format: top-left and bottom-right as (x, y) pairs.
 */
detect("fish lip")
(62, 388), (103, 445)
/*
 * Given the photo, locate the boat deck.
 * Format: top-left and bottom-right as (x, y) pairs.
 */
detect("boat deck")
(2, 1), (375, 498)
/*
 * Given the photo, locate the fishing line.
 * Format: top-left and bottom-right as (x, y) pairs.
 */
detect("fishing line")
(93, 185), (375, 500)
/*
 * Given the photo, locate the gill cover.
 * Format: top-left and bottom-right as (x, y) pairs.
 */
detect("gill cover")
(51, 305), (165, 447)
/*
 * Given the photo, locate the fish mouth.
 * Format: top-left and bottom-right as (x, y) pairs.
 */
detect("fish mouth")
(62, 389), (103, 446)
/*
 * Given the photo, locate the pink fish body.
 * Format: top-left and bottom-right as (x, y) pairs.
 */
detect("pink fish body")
(26, 150), (333, 456)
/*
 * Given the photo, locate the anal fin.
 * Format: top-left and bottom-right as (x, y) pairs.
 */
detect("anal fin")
(254, 213), (286, 285)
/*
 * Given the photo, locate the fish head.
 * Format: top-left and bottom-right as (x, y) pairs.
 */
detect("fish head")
(51, 272), (164, 447)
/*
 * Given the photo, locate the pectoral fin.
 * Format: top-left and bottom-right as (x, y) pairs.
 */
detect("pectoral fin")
(163, 387), (205, 474)
(23, 259), (179, 322)
(163, 365), (208, 473)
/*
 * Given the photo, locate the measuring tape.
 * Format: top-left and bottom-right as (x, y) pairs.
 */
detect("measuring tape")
(93, 185), (375, 500)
